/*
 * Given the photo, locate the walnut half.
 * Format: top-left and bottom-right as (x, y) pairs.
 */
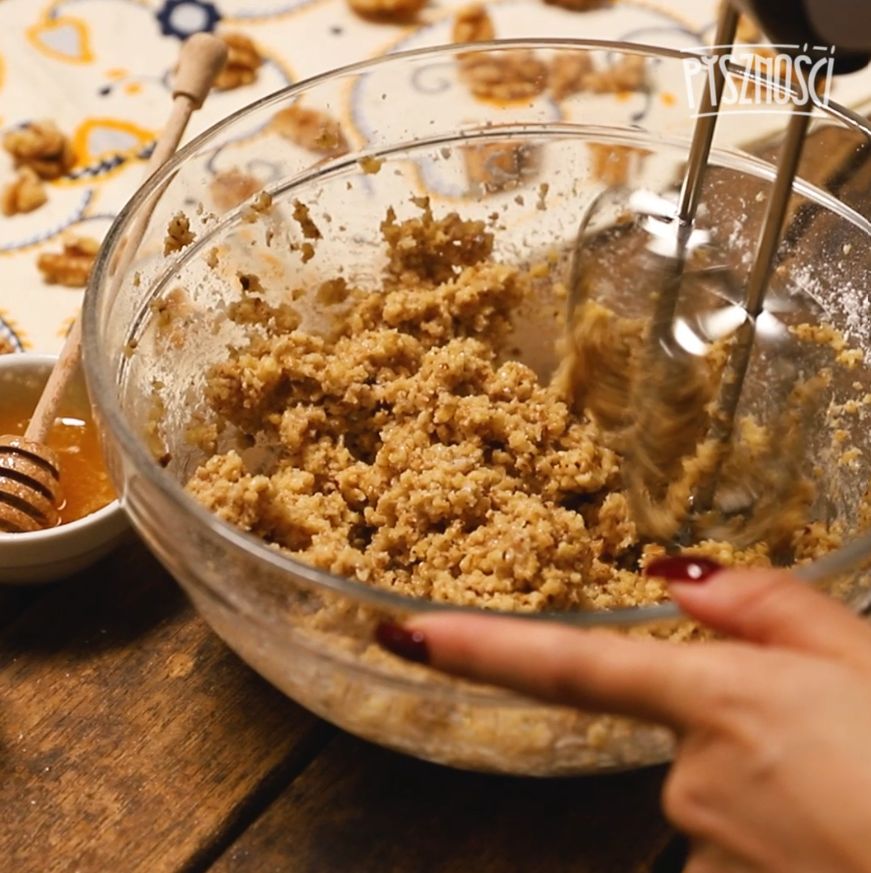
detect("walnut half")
(549, 53), (648, 100)
(37, 236), (100, 288)
(2, 167), (47, 216)
(453, 4), (495, 43)
(461, 51), (548, 101)
(3, 120), (75, 180)
(271, 104), (349, 156)
(214, 33), (263, 91)
(453, 6), (547, 102)
(543, 0), (612, 9)
(347, 0), (425, 20)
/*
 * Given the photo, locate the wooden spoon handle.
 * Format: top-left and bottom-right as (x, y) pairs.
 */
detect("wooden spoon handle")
(25, 33), (228, 445)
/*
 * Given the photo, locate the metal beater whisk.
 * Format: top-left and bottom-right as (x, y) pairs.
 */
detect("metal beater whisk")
(568, 0), (871, 545)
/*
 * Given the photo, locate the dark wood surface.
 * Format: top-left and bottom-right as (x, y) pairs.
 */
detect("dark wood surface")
(212, 735), (673, 873)
(0, 538), (677, 872)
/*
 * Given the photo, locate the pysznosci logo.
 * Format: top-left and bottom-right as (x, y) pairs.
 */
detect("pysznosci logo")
(683, 44), (836, 116)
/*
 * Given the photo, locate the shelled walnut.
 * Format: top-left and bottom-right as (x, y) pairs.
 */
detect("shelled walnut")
(543, 0), (611, 9)
(453, 6), (546, 101)
(452, 3), (495, 43)
(347, 0), (426, 19)
(271, 104), (349, 156)
(2, 167), (47, 216)
(461, 50), (548, 101)
(549, 52), (594, 100)
(549, 53), (648, 100)
(36, 236), (100, 287)
(3, 120), (75, 180)
(214, 32), (263, 90)
(585, 54), (647, 93)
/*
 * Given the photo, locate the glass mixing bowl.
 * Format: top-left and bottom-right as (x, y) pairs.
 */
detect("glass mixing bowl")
(84, 41), (871, 775)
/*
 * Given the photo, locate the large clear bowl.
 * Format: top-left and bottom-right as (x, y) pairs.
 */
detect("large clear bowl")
(84, 41), (871, 775)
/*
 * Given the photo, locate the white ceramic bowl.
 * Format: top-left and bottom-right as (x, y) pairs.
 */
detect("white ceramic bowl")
(0, 354), (128, 584)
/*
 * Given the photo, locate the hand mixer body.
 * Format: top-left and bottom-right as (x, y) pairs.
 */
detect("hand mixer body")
(736, 0), (871, 72)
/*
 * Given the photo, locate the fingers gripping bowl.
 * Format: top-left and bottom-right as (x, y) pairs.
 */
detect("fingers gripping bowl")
(84, 42), (871, 775)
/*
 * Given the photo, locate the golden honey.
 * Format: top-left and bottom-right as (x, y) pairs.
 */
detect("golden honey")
(1, 399), (115, 525)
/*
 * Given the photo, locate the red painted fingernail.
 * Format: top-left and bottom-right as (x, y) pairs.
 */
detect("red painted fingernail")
(375, 622), (430, 664)
(645, 556), (723, 583)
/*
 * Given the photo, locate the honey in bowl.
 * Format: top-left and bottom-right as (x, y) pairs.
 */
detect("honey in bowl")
(0, 397), (115, 526)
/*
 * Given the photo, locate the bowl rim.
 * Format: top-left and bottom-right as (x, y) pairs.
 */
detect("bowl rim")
(0, 352), (124, 546)
(83, 38), (871, 628)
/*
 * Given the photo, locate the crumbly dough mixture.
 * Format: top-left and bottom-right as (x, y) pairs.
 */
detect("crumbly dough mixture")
(560, 296), (851, 553)
(186, 200), (843, 614)
(164, 212), (197, 255)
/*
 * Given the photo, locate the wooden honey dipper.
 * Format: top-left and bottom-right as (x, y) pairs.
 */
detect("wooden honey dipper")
(0, 33), (228, 533)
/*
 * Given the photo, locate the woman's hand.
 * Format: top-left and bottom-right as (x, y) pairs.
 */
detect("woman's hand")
(376, 560), (871, 873)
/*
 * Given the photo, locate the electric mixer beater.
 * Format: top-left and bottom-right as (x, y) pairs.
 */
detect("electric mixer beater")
(567, 0), (871, 549)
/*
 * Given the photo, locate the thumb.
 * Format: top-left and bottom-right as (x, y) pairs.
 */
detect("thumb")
(655, 561), (871, 667)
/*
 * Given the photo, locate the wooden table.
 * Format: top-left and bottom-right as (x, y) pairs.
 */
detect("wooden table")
(0, 536), (681, 872)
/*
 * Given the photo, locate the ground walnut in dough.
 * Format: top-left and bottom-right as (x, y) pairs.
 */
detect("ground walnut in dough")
(186, 200), (846, 616)
(187, 201), (667, 612)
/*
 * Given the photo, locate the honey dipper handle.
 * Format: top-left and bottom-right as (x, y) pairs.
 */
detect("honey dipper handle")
(25, 33), (228, 445)
(172, 32), (229, 110)
(147, 33), (229, 173)
(26, 319), (83, 444)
